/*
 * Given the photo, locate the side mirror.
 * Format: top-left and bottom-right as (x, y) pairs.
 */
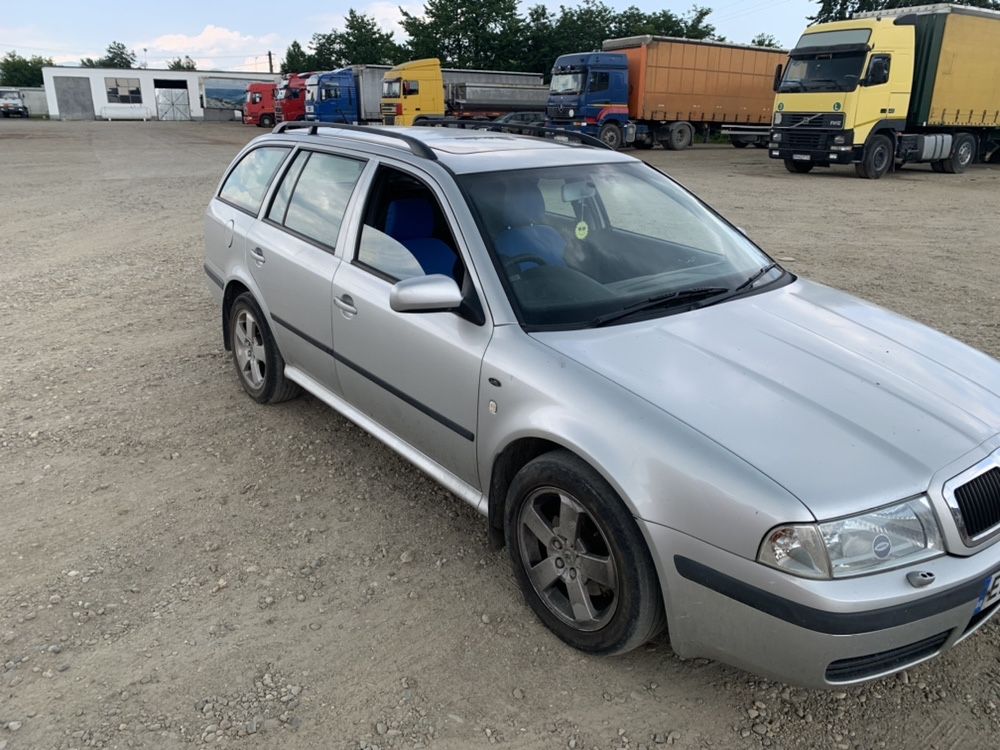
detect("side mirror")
(389, 274), (463, 313)
(772, 63), (783, 93)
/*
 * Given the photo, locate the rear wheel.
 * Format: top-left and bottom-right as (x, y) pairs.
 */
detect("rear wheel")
(228, 293), (299, 404)
(855, 134), (893, 179)
(505, 450), (665, 655)
(599, 122), (623, 150)
(942, 132), (975, 174)
(784, 159), (814, 174)
(664, 122), (694, 151)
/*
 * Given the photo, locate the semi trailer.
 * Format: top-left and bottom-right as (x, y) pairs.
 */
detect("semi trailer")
(243, 82), (276, 127)
(770, 3), (1000, 178)
(304, 65), (390, 124)
(547, 36), (787, 149)
(380, 59), (547, 126)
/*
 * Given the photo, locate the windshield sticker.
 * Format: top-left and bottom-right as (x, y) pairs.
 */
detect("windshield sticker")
(575, 221), (589, 240)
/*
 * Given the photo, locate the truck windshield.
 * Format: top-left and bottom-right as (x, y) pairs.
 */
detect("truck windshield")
(549, 73), (583, 95)
(382, 79), (401, 98)
(779, 52), (866, 93)
(460, 162), (777, 329)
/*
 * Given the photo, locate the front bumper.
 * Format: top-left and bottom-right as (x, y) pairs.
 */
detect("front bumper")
(768, 128), (857, 165)
(643, 521), (1000, 688)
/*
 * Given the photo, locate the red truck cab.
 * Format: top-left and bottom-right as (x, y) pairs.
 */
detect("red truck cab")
(275, 72), (317, 123)
(243, 83), (276, 127)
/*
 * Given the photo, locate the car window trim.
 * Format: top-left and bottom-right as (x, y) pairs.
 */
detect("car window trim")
(259, 146), (370, 256)
(216, 144), (292, 218)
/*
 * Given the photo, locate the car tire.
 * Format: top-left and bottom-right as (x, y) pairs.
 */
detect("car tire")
(504, 450), (665, 655)
(228, 293), (299, 404)
(599, 122), (623, 150)
(664, 122), (694, 151)
(855, 134), (893, 179)
(942, 132), (976, 174)
(784, 159), (814, 174)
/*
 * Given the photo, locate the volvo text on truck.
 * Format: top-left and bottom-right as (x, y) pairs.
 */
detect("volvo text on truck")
(770, 3), (1000, 178)
(243, 82), (276, 127)
(274, 72), (317, 123)
(380, 59), (547, 126)
(304, 65), (390, 124)
(547, 37), (787, 150)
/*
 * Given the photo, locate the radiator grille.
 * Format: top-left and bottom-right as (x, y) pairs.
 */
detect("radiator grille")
(955, 467), (1000, 538)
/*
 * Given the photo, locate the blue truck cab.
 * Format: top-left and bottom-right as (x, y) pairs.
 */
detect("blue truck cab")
(305, 69), (358, 123)
(546, 53), (635, 149)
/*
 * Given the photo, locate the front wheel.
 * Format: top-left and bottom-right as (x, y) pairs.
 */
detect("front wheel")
(855, 134), (893, 179)
(259, 114), (274, 129)
(228, 293), (299, 404)
(599, 122), (623, 150)
(505, 451), (665, 655)
(784, 159), (814, 174)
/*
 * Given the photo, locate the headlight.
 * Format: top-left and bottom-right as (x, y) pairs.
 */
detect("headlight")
(833, 135), (846, 145)
(568, 108), (575, 118)
(773, 112), (783, 125)
(772, 132), (782, 142)
(758, 496), (944, 579)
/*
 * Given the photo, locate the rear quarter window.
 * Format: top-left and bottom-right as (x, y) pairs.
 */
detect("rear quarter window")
(218, 146), (290, 215)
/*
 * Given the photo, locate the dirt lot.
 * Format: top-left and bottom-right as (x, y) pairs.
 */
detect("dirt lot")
(2, 120), (999, 750)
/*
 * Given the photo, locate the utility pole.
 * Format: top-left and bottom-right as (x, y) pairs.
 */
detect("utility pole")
(267, 50), (273, 73)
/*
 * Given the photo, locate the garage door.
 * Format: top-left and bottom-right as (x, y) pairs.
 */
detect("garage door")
(54, 77), (95, 120)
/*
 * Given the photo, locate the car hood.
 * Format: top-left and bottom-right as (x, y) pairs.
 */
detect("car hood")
(531, 279), (1000, 520)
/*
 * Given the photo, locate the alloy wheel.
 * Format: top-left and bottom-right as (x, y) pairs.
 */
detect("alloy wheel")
(517, 487), (619, 631)
(234, 309), (267, 389)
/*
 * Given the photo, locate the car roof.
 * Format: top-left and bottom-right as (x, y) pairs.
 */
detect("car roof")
(260, 125), (635, 174)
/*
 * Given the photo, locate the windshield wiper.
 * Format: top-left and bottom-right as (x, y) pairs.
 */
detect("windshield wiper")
(590, 286), (730, 327)
(731, 262), (780, 295)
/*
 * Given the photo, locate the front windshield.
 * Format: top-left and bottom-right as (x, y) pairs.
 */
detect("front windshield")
(382, 79), (401, 98)
(460, 162), (778, 329)
(549, 73), (583, 95)
(780, 52), (866, 92)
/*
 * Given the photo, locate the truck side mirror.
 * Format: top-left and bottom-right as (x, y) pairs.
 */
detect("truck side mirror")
(772, 64), (783, 93)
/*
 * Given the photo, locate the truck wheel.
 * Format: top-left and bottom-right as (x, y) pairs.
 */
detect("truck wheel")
(930, 160), (946, 173)
(942, 133), (976, 174)
(855, 134), (893, 179)
(599, 123), (623, 150)
(664, 122), (693, 151)
(730, 136), (751, 149)
(259, 114), (274, 128)
(784, 159), (814, 174)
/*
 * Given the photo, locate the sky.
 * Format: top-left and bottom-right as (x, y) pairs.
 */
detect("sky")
(0, 0), (816, 72)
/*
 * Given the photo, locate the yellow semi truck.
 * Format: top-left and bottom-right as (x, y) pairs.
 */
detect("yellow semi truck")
(770, 3), (1000, 178)
(380, 58), (548, 126)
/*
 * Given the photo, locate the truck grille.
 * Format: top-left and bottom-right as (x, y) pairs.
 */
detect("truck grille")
(778, 112), (828, 128)
(955, 467), (1000, 538)
(547, 105), (571, 120)
(825, 630), (951, 683)
(781, 130), (829, 151)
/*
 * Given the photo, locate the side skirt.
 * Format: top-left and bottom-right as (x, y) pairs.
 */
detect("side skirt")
(284, 365), (486, 516)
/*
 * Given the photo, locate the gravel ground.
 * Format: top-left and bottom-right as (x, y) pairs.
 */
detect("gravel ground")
(2, 119), (999, 750)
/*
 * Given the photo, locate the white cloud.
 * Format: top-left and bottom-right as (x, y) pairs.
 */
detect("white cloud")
(135, 25), (284, 71)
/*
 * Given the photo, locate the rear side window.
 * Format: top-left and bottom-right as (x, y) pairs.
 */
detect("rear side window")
(219, 147), (289, 215)
(276, 151), (365, 248)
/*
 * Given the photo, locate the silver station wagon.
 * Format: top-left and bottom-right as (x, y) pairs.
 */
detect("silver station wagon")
(204, 122), (1000, 688)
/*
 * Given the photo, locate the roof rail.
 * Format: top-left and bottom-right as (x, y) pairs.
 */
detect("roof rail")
(413, 118), (613, 150)
(271, 120), (438, 160)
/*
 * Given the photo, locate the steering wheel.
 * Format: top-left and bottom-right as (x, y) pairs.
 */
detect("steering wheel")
(503, 254), (550, 272)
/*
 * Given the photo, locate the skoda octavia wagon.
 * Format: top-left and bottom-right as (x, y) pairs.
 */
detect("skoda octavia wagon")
(204, 122), (1000, 688)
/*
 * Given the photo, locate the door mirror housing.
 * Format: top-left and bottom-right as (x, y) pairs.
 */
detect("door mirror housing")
(390, 274), (463, 313)
(772, 63), (783, 93)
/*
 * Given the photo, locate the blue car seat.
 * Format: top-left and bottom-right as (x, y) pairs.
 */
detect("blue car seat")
(494, 185), (566, 268)
(384, 197), (458, 279)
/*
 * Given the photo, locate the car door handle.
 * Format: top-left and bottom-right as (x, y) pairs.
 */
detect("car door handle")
(335, 294), (357, 316)
(250, 247), (265, 265)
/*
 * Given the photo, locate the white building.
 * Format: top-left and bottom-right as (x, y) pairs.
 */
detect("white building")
(41, 66), (279, 121)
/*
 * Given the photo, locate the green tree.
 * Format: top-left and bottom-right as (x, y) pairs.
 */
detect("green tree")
(0, 50), (53, 86)
(308, 10), (402, 69)
(812, 0), (999, 23)
(281, 40), (313, 73)
(81, 41), (136, 69)
(750, 32), (782, 48)
(167, 55), (196, 71)
(401, 0), (522, 68)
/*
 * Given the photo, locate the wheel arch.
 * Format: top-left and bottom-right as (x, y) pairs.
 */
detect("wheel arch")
(221, 270), (271, 351)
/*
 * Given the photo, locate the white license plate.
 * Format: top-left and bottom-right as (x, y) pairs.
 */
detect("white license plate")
(975, 571), (1000, 613)
(792, 154), (811, 161)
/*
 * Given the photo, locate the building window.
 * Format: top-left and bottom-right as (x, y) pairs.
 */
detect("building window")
(106, 77), (142, 104)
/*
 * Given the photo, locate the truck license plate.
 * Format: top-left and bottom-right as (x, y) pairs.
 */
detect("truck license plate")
(792, 154), (811, 161)
(976, 571), (1000, 613)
